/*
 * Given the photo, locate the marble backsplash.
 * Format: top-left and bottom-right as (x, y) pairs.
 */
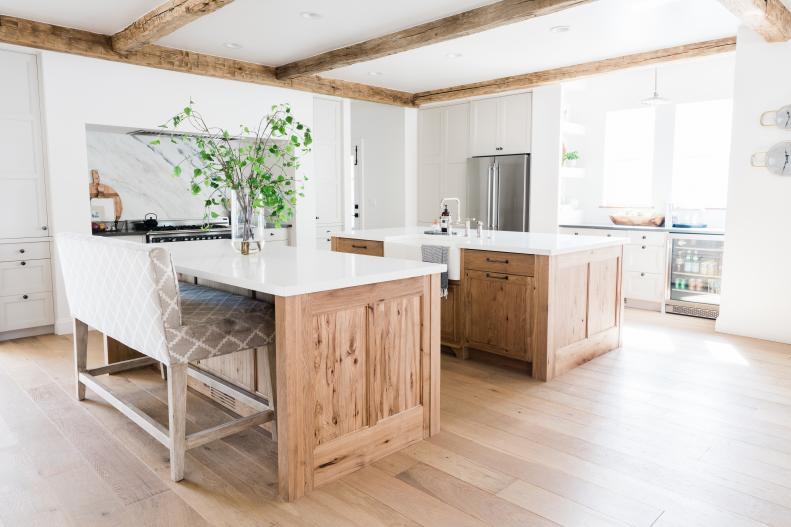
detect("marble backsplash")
(86, 128), (226, 221)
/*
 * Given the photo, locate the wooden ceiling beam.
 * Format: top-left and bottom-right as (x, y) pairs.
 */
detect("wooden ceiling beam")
(112, 0), (235, 53)
(716, 0), (791, 42)
(413, 37), (737, 106)
(275, 0), (594, 80)
(0, 15), (415, 107)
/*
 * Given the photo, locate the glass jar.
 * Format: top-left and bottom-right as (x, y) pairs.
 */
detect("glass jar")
(230, 191), (264, 255)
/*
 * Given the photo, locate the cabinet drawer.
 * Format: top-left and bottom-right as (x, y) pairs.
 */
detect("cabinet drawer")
(332, 237), (384, 257)
(624, 245), (665, 274)
(464, 250), (534, 276)
(623, 271), (664, 302)
(627, 230), (666, 247)
(0, 241), (50, 262)
(0, 259), (52, 295)
(316, 224), (344, 238)
(0, 292), (54, 332)
(562, 228), (619, 238)
(263, 228), (289, 242)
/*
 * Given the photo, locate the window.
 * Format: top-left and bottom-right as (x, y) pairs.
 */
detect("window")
(671, 99), (733, 209)
(602, 107), (656, 207)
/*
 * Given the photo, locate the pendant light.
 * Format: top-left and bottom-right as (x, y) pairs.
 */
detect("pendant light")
(641, 68), (670, 106)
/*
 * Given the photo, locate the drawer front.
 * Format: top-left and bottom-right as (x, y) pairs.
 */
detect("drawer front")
(0, 259), (52, 296)
(316, 224), (344, 238)
(464, 250), (535, 276)
(627, 230), (666, 247)
(332, 237), (384, 257)
(263, 228), (289, 242)
(561, 227), (607, 237)
(316, 236), (332, 250)
(623, 271), (664, 302)
(624, 244), (665, 273)
(0, 292), (54, 332)
(0, 242), (50, 262)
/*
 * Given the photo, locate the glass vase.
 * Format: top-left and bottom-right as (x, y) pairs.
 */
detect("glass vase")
(230, 192), (264, 255)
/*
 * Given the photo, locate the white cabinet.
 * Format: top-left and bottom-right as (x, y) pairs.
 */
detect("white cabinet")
(470, 93), (532, 157)
(559, 226), (667, 305)
(313, 98), (344, 226)
(417, 103), (469, 224)
(0, 50), (53, 335)
(0, 50), (48, 238)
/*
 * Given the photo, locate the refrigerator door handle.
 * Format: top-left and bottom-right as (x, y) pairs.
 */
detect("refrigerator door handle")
(486, 162), (493, 229)
(493, 161), (500, 230)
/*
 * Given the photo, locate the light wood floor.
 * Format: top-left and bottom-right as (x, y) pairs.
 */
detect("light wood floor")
(1, 309), (791, 527)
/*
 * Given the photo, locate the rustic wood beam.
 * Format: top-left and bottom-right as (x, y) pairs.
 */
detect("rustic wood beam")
(413, 37), (737, 105)
(0, 15), (415, 107)
(716, 0), (791, 42)
(112, 0), (235, 53)
(275, 0), (594, 80)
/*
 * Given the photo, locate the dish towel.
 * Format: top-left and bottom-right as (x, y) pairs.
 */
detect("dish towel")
(421, 245), (449, 298)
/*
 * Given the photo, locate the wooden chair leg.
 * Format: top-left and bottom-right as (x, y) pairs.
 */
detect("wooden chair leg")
(266, 346), (277, 442)
(73, 319), (88, 401)
(167, 363), (188, 482)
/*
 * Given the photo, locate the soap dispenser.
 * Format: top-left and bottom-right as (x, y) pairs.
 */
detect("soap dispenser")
(440, 204), (450, 233)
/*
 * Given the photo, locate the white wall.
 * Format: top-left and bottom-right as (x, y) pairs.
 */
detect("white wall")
(716, 27), (791, 344)
(560, 54), (735, 227)
(27, 48), (316, 334)
(529, 85), (563, 233)
(351, 100), (417, 229)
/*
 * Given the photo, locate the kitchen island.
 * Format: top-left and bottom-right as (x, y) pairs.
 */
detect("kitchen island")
(332, 228), (627, 381)
(139, 241), (443, 501)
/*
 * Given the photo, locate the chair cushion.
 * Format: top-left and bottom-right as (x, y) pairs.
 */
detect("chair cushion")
(164, 282), (276, 363)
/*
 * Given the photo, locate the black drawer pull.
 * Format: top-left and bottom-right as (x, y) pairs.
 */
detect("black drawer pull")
(486, 273), (509, 280)
(640, 272), (646, 277)
(19, 248), (25, 254)
(485, 257), (509, 264)
(642, 245), (647, 249)
(22, 294), (28, 300)
(351, 244), (368, 250)
(642, 235), (647, 240)
(20, 261), (26, 266)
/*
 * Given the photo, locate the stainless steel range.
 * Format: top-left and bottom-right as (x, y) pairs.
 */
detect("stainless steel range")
(139, 218), (232, 244)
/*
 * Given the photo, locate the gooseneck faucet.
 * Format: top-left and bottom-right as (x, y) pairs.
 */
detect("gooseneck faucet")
(440, 197), (462, 225)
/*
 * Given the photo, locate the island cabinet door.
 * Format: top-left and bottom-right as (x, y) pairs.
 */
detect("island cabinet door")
(464, 270), (532, 360)
(277, 275), (438, 500)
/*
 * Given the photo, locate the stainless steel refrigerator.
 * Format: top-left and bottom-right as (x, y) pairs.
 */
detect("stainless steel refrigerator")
(467, 154), (530, 231)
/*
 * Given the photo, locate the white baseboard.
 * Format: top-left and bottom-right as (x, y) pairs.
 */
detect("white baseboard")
(0, 325), (54, 342)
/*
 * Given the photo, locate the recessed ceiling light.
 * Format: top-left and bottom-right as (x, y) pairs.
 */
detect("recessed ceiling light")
(223, 42), (242, 49)
(446, 53), (463, 59)
(300, 11), (322, 19)
(550, 25), (571, 34)
(368, 71), (383, 76)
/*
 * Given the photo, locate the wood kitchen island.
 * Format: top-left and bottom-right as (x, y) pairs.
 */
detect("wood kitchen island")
(332, 229), (626, 381)
(110, 241), (443, 502)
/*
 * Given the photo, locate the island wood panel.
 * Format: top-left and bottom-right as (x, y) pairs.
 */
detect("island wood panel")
(276, 274), (440, 501)
(538, 245), (623, 381)
(311, 306), (368, 445)
(330, 237), (385, 256)
(440, 280), (464, 354)
(195, 349), (256, 392)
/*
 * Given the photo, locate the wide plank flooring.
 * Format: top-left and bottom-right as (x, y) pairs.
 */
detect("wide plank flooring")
(1, 309), (790, 526)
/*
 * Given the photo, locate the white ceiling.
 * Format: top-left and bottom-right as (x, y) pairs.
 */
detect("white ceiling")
(0, 0), (164, 34)
(0, 0), (740, 94)
(325, 0), (740, 92)
(161, 0), (497, 65)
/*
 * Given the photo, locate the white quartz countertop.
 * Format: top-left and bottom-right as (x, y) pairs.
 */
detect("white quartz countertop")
(163, 239), (445, 297)
(334, 227), (627, 256)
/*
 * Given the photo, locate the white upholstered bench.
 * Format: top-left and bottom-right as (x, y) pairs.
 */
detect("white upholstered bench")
(56, 233), (276, 481)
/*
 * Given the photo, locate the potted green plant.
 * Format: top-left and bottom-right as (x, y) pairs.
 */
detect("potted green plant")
(154, 100), (312, 255)
(562, 150), (580, 167)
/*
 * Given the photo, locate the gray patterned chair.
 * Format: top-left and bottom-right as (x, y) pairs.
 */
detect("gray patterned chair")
(56, 233), (277, 481)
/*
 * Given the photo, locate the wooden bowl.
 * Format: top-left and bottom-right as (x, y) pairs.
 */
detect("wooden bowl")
(609, 214), (665, 227)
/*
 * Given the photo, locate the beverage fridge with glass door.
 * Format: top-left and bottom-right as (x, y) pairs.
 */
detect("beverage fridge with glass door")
(665, 232), (725, 319)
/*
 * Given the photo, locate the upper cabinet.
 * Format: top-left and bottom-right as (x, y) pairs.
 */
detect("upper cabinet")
(0, 50), (48, 238)
(417, 103), (469, 224)
(313, 97), (344, 227)
(470, 93), (532, 157)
